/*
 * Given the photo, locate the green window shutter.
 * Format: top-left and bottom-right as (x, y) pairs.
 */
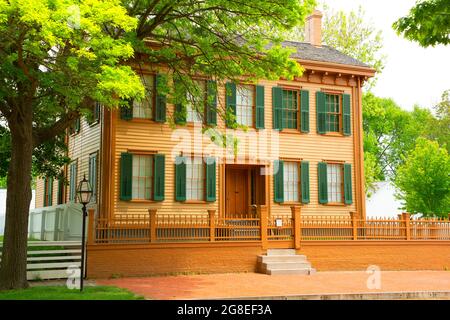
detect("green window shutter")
(175, 156), (186, 201)
(316, 91), (326, 134)
(225, 82), (236, 127)
(342, 94), (351, 136)
(120, 99), (133, 120)
(344, 163), (353, 204)
(57, 177), (64, 205)
(273, 160), (284, 203)
(48, 177), (53, 206)
(155, 74), (167, 122)
(300, 90), (310, 133)
(272, 87), (283, 130)
(153, 154), (165, 201)
(205, 157), (216, 202)
(120, 153), (133, 201)
(206, 80), (217, 126)
(255, 85), (265, 129)
(301, 161), (310, 204)
(318, 162), (328, 204)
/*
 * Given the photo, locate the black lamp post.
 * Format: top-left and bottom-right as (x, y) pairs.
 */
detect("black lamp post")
(76, 174), (93, 292)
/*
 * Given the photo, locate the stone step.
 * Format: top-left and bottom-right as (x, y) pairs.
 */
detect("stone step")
(266, 249), (296, 256)
(257, 255), (307, 263)
(267, 268), (316, 275)
(262, 262), (312, 272)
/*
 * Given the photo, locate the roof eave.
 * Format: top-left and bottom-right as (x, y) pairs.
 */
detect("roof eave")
(297, 58), (376, 78)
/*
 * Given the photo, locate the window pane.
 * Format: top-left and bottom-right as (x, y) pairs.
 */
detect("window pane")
(132, 155), (153, 200)
(186, 81), (204, 123)
(282, 89), (298, 129)
(283, 162), (299, 202)
(133, 74), (154, 119)
(325, 94), (340, 132)
(186, 157), (204, 200)
(327, 164), (343, 203)
(236, 85), (254, 126)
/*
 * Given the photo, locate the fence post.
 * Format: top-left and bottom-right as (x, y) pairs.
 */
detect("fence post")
(87, 209), (95, 245)
(402, 212), (411, 240)
(208, 209), (216, 242)
(149, 209), (157, 242)
(290, 206), (301, 249)
(259, 205), (268, 250)
(350, 212), (358, 240)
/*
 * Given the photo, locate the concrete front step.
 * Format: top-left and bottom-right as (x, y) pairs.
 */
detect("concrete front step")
(267, 268), (317, 276)
(266, 249), (296, 256)
(258, 255), (307, 263)
(261, 262), (312, 271)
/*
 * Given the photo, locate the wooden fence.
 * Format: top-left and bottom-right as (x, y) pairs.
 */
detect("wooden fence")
(0, 241), (81, 280)
(88, 208), (450, 246)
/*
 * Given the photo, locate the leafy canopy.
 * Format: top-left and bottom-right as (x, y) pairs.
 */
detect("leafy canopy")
(393, 0), (450, 47)
(394, 138), (450, 216)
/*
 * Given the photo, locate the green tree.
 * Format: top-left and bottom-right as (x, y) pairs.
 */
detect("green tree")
(394, 138), (450, 217)
(426, 90), (450, 152)
(393, 0), (450, 47)
(0, 0), (316, 290)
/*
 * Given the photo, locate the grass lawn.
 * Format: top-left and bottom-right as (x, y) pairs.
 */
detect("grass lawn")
(0, 285), (144, 300)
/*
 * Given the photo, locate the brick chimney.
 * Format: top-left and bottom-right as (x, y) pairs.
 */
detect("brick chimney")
(305, 10), (323, 47)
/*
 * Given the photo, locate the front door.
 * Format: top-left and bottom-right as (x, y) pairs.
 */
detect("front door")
(226, 168), (248, 217)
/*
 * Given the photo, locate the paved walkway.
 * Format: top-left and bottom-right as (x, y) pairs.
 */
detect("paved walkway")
(96, 271), (450, 300)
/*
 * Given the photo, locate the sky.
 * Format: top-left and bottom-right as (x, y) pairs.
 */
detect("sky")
(321, 0), (450, 111)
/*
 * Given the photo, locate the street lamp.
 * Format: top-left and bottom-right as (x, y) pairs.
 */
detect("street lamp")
(76, 174), (92, 292)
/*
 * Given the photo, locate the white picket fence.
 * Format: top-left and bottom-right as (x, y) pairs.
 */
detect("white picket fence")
(0, 241), (82, 280)
(28, 203), (83, 241)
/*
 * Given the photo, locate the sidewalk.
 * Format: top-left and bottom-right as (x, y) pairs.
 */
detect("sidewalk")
(96, 271), (450, 300)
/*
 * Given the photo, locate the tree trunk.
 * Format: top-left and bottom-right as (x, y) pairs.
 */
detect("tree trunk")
(0, 109), (33, 290)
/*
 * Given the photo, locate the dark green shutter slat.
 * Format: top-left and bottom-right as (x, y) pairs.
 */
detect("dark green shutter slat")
(174, 80), (186, 124)
(206, 80), (217, 125)
(225, 82), (236, 127)
(301, 161), (310, 204)
(300, 90), (310, 133)
(344, 163), (353, 204)
(272, 87), (283, 130)
(153, 154), (165, 201)
(343, 94), (351, 136)
(206, 157), (216, 202)
(255, 85), (265, 129)
(175, 156), (186, 201)
(318, 162), (328, 204)
(120, 153), (133, 201)
(48, 177), (53, 205)
(155, 74), (167, 122)
(273, 160), (284, 203)
(120, 99), (133, 120)
(316, 91), (326, 134)
(57, 177), (64, 205)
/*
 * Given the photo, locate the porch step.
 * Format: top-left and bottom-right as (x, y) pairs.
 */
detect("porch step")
(258, 249), (315, 276)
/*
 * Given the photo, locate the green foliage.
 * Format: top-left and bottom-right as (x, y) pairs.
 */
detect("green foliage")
(0, 285), (143, 300)
(393, 0), (450, 47)
(364, 152), (381, 198)
(394, 138), (450, 216)
(426, 90), (450, 152)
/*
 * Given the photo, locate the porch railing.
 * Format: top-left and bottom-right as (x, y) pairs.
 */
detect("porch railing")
(87, 208), (450, 245)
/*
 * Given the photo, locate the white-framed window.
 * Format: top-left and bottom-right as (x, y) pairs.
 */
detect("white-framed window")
(88, 152), (97, 203)
(327, 163), (343, 203)
(132, 154), (153, 200)
(283, 161), (299, 202)
(186, 157), (204, 200)
(69, 161), (77, 202)
(236, 85), (254, 126)
(133, 74), (154, 119)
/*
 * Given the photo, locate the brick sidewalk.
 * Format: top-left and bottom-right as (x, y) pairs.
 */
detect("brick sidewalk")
(96, 271), (450, 300)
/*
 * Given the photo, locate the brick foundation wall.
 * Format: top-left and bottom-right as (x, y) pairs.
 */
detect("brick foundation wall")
(299, 241), (450, 271)
(87, 243), (264, 278)
(87, 241), (450, 278)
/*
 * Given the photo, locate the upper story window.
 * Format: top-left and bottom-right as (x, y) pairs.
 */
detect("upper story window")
(236, 85), (254, 127)
(133, 74), (154, 119)
(282, 89), (299, 129)
(43, 177), (53, 206)
(186, 81), (205, 123)
(89, 152), (98, 203)
(69, 118), (80, 135)
(325, 94), (341, 133)
(89, 102), (101, 125)
(69, 161), (78, 202)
